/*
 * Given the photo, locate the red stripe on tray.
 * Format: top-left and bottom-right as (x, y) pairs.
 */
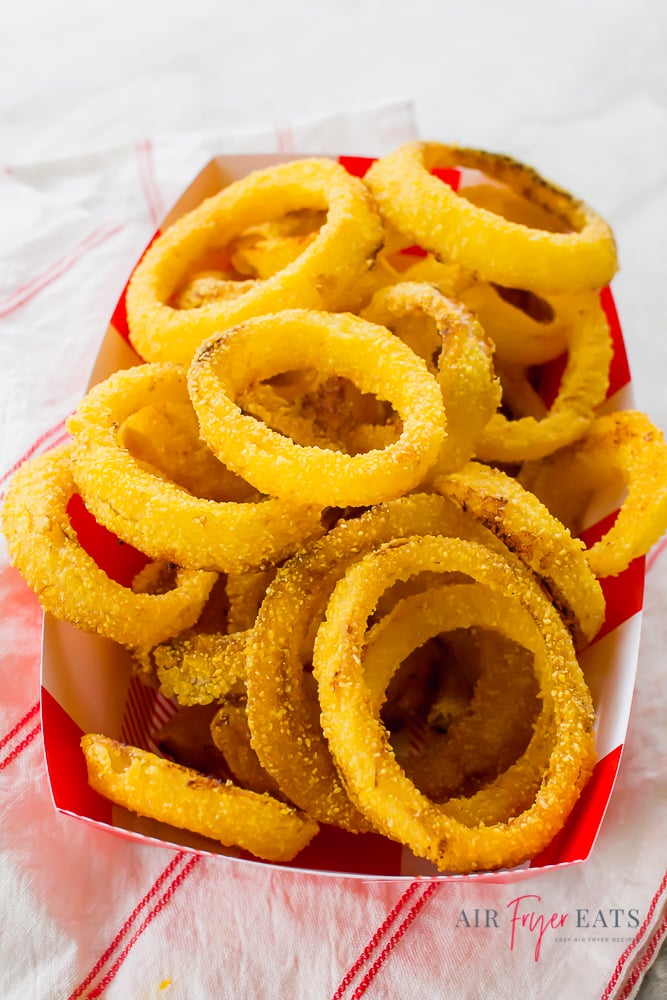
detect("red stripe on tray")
(108, 228), (161, 348)
(0, 224), (123, 320)
(601, 868), (667, 1000)
(67, 851), (201, 1000)
(66, 493), (150, 588)
(579, 512), (645, 643)
(330, 880), (438, 1000)
(135, 139), (165, 230)
(529, 745), (623, 868)
(331, 881), (439, 1000)
(41, 688), (112, 822)
(534, 287), (629, 410)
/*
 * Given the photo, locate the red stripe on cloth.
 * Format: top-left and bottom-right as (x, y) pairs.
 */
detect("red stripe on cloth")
(330, 882), (423, 1000)
(135, 140), (165, 230)
(0, 700), (39, 753)
(67, 851), (198, 1000)
(529, 746), (623, 868)
(601, 869), (667, 1000)
(0, 419), (68, 491)
(0, 721), (41, 771)
(273, 124), (296, 154)
(82, 854), (202, 999)
(617, 909), (667, 1000)
(348, 882), (439, 1000)
(0, 224), (123, 320)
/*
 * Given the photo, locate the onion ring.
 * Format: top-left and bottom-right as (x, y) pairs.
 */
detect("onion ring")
(187, 309), (446, 507)
(362, 583), (545, 808)
(520, 410), (667, 577)
(67, 363), (324, 573)
(361, 282), (501, 475)
(81, 734), (318, 862)
(245, 492), (542, 831)
(1, 445), (217, 648)
(126, 158), (384, 363)
(313, 534), (596, 872)
(460, 282), (570, 366)
(473, 292), (612, 463)
(365, 142), (617, 294)
(435, 461), (605, 647)
(210, 699), (283, 797)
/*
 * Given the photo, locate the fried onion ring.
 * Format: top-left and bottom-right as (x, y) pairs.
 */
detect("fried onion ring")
(362, 583), (546, 809)
(245, 492), (543, 831)
(365, 142), (617, 294)
(436, 461), (605, 647)
(313, 535), (596, 873)
(520, 410), (667, 577)
(1, 445), (216, 648)
(188, 310), (446, 507)
(126, 158), (383, 363)
(473, 292), (612, 463)
(81, 734), (318, 861)
(361, 282), (501, 475)
(67, 363), (324, 573)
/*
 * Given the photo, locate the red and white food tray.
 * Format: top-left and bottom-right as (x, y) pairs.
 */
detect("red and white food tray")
(40, 153), (644, 882)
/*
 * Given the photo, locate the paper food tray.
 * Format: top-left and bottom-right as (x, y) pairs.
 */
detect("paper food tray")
(40, 153), (644, 882)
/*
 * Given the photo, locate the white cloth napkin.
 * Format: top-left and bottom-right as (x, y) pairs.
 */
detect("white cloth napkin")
(1, 103), (665, 1000)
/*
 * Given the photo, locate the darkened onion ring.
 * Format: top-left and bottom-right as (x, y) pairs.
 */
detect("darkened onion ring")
(126, 158), (384, 364)
(67, 363), (324, 573)
(365, 142), (617, 294)
(313, 535), (596, 873)
(187, 310), (447, 507)
(1, 445), (217, 648)
(81, 734), (318, 862)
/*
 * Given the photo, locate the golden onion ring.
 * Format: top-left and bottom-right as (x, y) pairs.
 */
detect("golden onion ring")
(365, 142), (617, 294)
(313, 534), (596, 873)
(473, 292), (612, 463)
(187, 310), (446, 507)
(245, 492), (551, 832)
(126, 158), (384, 363)
(520, 410), (667, 577)
(436, 461), (605, 648)
(361, 282), (501, 476)
(362, 582), (549, 815)
(1, 445), (217, 648)
(81, 734), (318, 862)
(67, 363), (324, 573)
(460, 282), (570, 366)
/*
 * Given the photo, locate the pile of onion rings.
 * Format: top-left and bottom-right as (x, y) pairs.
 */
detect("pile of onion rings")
(3, 142), (667, 872)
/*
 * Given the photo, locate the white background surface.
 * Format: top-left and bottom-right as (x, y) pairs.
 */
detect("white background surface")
(1, 2), (666, 996)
